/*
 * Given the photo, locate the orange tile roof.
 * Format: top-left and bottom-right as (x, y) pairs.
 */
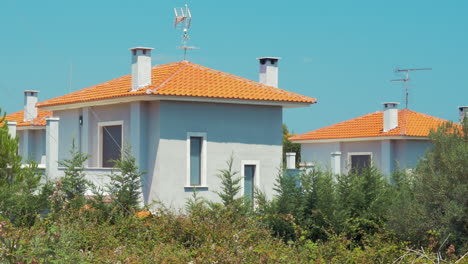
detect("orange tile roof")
(4, 109), (53, 127)
(37, 61), (316, 108)
(290, 109), (454, 141)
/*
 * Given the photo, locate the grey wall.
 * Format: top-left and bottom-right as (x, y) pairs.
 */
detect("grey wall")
(341, 141), (382, 172)
(56, 109), (80, 162)
(301, 138), (432, 175)
(16, 129), (46, 164)
(149, 101), (283, 208)
(54, 100), (283, 210)
(394, 140), (432, 169)
(85, 104), (131, 167)
(301, 142), (340, 170)
(31, 130), (46, 164)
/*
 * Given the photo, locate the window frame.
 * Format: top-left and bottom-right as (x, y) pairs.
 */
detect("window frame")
(185, 132), (207, 187)
(240, 160), (260, 198)
(347, 152), (372, 173)
(97, 120), (124, 168)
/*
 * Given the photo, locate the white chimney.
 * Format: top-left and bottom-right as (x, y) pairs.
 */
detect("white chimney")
(24, 90), (38, 121)
(459, 106), (468, 123)
(257, 57), (280, 87)
(383, 102), (399, 132)
(286, 152), (296, 169)
(130, 47), (154, 92)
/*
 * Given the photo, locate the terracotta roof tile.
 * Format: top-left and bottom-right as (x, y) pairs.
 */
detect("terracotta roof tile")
(4, 109), (53, 127)
(290, 109), (454, 141)
(37, 61), (316, 108)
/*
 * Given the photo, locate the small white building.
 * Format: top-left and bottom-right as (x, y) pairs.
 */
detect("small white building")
(5, 91), (52, 168)
(290, 103), (461, 176)
(29, 48), (316, 208)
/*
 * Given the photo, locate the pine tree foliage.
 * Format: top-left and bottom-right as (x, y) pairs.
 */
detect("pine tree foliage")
(215, 155), (242, 207)
(0, 108), (45, 226)
(409, 120), (468, 252)
(107, 147), (144, 215)
(0, 109), (22, 185)
(58, 139), (90, 202)
(274, 169), (303, 217)
(283, 124), (301, 166)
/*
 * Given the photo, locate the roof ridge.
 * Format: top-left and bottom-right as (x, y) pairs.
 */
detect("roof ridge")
(402, 108), (450, 123)
(146, 62), (189, 93)
(292, 111), (381, 139)
(185, 62), (316, 102)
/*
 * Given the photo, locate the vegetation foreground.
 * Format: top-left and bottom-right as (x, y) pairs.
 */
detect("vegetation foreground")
(1, 109), (467, 263)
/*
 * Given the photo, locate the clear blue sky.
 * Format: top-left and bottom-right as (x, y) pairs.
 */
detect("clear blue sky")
(1, 0), (467, 134)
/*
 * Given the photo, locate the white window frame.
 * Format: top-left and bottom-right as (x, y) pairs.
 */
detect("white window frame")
(240, 160), (260, 197)
(347, 152), (373, 173)
(186, 132), (208, 187)
(97, 120), (124, 168)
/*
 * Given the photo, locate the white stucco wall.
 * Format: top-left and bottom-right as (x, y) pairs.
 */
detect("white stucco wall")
(85, 104), (131, 167)
(56, 109), (80, 162)
(53, 100), (282, 209)
(149, 101), (283, 208)
(300, 138), (432, 176)
(301, 142), (341, 170)
(16, 129), (46, 164)
(394, 140), (432, 169)
(341, 141), (382, 173)
(31, 130), (46, 164)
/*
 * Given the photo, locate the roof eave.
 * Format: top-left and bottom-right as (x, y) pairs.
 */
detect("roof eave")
(291, 135), (429, 144)
(39, 94), (315, 111)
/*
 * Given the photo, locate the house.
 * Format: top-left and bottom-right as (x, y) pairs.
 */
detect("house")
(290, 103), (465, 176)
(5, 91), (52, 168)
(21, 48), (316, 208)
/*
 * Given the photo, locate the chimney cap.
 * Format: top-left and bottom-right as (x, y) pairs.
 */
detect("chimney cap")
(256, 57), (281, 60)
(257, 57), (281, 65)
(24, 90), (39, 94)
(382, 102), (399, 108)
(129, 47), (154, 51)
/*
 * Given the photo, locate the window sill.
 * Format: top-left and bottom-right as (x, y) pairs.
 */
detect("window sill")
(184, 186), (209, 191)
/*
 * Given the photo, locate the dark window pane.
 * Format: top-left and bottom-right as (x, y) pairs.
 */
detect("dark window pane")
(190, 137), (202, 185)
(351, 155), (371, 174)
(102, 125), (122, 167)
(244, 165), (255, 201)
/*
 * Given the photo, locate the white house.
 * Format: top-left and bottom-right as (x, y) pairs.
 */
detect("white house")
(26, 48), (316, 208)
(5, 91), (52, 168)
(290, 103), (464, 176)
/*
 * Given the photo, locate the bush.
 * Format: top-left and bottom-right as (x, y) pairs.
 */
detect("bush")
(388, 120), (468, 254)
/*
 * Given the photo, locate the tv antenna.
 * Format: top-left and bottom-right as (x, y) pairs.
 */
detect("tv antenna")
(390, 68), (432, 109)
(174, 4), (198, 60)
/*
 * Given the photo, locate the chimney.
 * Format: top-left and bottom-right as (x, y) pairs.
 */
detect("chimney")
(459, 106), (468, 123)
(24, 90), (38, 121)
(257, 57), (280, 87)
(129, 47), (154, 92)
(383, 102), (399, 132)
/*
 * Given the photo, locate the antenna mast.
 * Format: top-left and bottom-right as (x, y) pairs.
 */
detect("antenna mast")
(390, 68), (432, 109)
(174, 4), (198, 60)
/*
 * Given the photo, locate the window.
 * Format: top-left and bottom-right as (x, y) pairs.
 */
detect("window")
(186, 132), (207, 187)
(99, 121), (123, 168)
(244, 165), (256, 201)
(349, 153), (371, 174)
(190, 136), (202, 186)
(241, 160), (260, 204)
